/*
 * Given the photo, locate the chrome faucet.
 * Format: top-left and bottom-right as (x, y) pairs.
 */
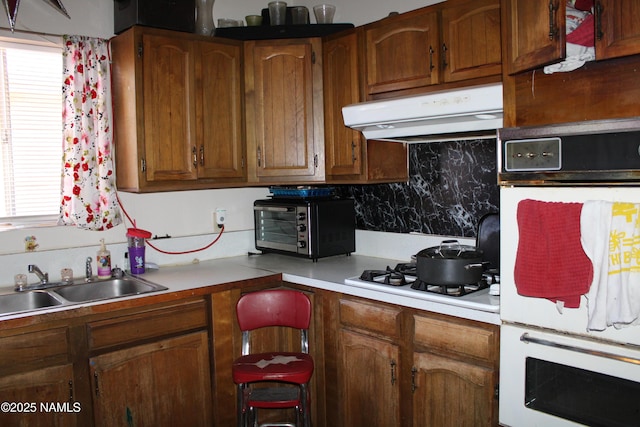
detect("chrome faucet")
(85, 257), (93, 282)
(28, 264), (48, 285)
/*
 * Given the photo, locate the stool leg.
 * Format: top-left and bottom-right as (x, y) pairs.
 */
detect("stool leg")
(300, 383), (311, 427)
(237, 384), (246, 427)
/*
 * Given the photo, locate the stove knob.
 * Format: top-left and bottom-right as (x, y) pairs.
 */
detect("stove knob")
(297, 241), (307, 248)
(297, 224), (307, 232)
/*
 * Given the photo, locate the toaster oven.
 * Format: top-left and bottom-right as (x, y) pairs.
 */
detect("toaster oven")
(254, 198), (355, 260)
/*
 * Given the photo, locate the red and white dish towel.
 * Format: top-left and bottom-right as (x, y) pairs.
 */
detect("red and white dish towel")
(581, 201), (640, 331)
(515, 199), (593, 308)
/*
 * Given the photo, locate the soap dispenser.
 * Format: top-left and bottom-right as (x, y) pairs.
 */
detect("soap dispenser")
(97, 239), (112, 279)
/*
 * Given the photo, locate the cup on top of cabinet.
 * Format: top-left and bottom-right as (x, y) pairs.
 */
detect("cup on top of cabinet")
(291, 6), (309, 24)
(268, 1), (287, 25)
(313, 4), (335, 24)
(246, 15), (263, 26)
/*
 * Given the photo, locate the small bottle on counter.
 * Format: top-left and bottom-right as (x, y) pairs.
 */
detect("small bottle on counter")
(97, 239), (112, 279)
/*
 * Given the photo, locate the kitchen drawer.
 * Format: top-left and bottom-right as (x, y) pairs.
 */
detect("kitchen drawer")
(88, 299), (208, 351)
(339, 297), (401, 340)
(0, 327), (69, 376)
(413, 313), (497, 363)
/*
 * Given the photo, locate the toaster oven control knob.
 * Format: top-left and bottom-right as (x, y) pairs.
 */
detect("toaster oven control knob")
(297, 241), (307, 248)
(297, 224), (307, 232)
(297, 213), (306, 221)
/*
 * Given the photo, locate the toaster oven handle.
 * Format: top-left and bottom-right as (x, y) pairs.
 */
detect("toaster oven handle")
(254, 206), (295, 212)
(520, 333), (640, 365)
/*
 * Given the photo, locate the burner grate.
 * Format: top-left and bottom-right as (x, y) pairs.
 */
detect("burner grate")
(358, 263), (499, 297)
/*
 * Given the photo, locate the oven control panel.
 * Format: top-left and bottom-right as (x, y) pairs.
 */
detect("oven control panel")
(504, 138), (561, 171)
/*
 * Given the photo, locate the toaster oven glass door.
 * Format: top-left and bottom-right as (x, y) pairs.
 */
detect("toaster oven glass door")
(254, 206), (306, 254)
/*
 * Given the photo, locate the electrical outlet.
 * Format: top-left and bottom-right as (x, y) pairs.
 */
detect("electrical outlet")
(213, 208), (227, 233)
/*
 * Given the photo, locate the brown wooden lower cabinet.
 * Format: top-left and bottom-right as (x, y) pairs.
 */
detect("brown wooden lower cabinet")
(0, 279), (498, 427)
(90, 331), (212, 427)
(0, 364), (79, 427)
(325, 293), (500, 427)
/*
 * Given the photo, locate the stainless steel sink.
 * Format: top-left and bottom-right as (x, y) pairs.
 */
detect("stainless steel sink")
(51, 277), (167, 303)
(0, 275), (168, 317)
(0, 291), (64, 315)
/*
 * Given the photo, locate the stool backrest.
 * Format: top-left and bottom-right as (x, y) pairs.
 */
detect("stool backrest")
(236, 289), (312, 355)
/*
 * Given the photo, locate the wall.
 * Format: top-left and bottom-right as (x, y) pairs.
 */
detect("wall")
(337, 138), (499, 238)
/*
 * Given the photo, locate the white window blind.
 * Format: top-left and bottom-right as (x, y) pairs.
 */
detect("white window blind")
(0, 40), (62, 226)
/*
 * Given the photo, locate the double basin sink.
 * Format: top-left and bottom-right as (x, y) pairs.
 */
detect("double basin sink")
(0, 276), (168, 317)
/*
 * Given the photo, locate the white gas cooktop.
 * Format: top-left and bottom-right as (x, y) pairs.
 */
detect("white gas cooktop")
(344, 276), (500, 314)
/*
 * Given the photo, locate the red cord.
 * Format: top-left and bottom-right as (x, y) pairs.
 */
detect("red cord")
(115, 192), (225, 255)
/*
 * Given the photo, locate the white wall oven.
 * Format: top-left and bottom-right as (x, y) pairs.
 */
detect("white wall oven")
(497, 118), (640, 427)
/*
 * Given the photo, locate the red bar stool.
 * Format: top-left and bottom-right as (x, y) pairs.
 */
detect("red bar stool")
(232, 289), (314, 427)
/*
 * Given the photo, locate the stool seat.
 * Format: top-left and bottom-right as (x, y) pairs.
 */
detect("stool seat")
(233, 352), (314, 384)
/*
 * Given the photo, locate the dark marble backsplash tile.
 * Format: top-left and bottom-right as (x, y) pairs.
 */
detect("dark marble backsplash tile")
(336, 138), (499, 238)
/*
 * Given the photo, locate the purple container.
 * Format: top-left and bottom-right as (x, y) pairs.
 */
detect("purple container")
(128, 245), (146, 274)
(126, 227), (152, 275)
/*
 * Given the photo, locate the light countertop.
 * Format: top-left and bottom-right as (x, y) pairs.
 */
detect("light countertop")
(0, 253), (500, 325)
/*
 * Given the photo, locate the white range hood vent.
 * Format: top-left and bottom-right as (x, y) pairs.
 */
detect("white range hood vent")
(342, 83), (503, 143)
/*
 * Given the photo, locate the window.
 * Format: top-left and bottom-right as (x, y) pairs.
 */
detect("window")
(0, 39), (62, 228)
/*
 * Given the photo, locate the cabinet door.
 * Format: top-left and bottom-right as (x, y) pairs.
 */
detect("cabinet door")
(90, 331), (212, 427)
(595, 0), (640, 60)
(245, 39), (324, 180)
(504, 0), (566, 74)
(323, 30), (363, 178)
(338, 330), (401, 427)
(142, 33), (198, 182)
(412, 351), (496, 427)
(365, 10), (440, 95)
(197, 39), (245, 180)
(441, 0), (502, 82)
(0, 364), (79, 427)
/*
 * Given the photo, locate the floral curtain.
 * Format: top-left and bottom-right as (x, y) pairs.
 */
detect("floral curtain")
(58, 35), (122, 230)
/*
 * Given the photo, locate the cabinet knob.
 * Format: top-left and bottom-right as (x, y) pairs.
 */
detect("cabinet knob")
(595, 1), (604, 41)
(441, 43), (448, 69)
(548, 0), (559, 40)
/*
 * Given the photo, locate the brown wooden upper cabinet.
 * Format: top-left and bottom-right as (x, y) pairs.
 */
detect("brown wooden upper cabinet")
(504, 0), (640, 75)
(364, 0), (501, 97)
(322, 29), (408, 184)
(111, 26), (245, 192)
(244, 38), (325, 183)
(441, 0), (502, 83)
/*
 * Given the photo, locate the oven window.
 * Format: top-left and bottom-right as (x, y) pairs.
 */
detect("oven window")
(255, 210), (298, 244)
(525, 357), (640, 427)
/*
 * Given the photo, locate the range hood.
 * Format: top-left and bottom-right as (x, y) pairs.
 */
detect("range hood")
(342, 83), (503, 143)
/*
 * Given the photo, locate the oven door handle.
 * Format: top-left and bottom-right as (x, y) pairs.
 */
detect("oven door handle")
(520, 332), (640, 365)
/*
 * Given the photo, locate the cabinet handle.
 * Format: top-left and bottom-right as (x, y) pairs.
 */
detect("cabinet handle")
(192, 146), (198, 167)
(428, 45), (435, 71)
(390, 359), (397, 385)
(411, 366), (418, 393)
(257, 147), (262, 167)
(314, 154), (318, 168)
(351, 141), (357, 162)
(441, 43), (448, 69)
(548, 0), (559, 40)
(68, 380), (74, 402)
(94, 371), (100, 397)
(595, 1), (604, 40)
(199, 144), (204, 166)
(141, 158), (146, 173)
